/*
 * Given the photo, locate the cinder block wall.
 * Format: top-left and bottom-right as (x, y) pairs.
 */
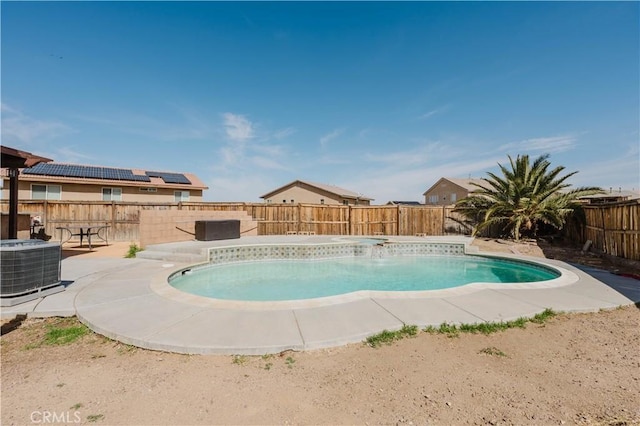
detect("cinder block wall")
(139, 210), (258, 248)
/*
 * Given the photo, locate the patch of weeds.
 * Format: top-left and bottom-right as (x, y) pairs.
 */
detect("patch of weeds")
(510, 317), (528, 328)
(530, 308), (557, 324)
(91, 354), (106, 359)
(23, 320), (89, 349)
(262, 354), (274, 369)
(125, 243), (143, 258)
(460, 317), (526, 335)
(423, 325), (437, 334)
(437, 322), (460, 337)
(479, 347), (507, 357)
(43, 323), (89, 345)
(365, 324), (420, 347)
(366, 329), (397, 347)
(399, 324), (418, 336)
(285, 356), (296, 368)
(56, 383), (65, 388)
(87, 414), (104, 423)
(423, 309), (558, 336)
(70, 403), (83, 410)
(232, 355), (248, 365)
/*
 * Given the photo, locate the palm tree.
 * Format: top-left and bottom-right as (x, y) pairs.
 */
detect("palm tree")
(453, 154), (602, 240)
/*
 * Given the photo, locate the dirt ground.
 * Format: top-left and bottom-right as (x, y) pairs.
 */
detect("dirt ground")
(1, 239), (639, 425)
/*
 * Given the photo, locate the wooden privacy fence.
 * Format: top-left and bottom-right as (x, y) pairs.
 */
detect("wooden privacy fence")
(0, 200), (467, 242)
(575, 200), (640, 261)
(2, 199), (638, 260)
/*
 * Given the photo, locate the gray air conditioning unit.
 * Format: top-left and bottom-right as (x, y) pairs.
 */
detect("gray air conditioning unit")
(1, 240), (63, 306)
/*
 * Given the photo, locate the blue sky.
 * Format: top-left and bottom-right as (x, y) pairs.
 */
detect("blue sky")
(2, 1), (638, 202)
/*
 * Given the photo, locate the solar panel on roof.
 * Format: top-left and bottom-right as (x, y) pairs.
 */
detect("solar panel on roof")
(22, 163), (151, 182)
(145, 171), (191, 184)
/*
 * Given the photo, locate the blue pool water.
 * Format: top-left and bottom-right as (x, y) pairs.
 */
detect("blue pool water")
(169, 255), (559, 302)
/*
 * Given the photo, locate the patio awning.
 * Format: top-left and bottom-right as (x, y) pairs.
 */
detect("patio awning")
(1, 146), (53, 168)
(1, 145), (53, 239)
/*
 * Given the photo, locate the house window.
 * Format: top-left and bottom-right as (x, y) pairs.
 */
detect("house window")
(343, 200), (349, 205)
(175, 190), (190, 202)
(283, 200), (287, 203)
(450, 193), (457, 202)
(290, 199), (294, 203)
(31, 184), (61, 200)
(102, 188), (122, 201)
(428, 195), (438, 204)
(320, 199), (324, 204)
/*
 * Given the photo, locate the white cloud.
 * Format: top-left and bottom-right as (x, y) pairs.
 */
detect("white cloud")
(253, 143), (286, 158)
(71, 106), (217, 142)
(216, 138), (289, 171)
(364, 142), (450, 166)
(1, 103), (73, 146)
(206, 175), (267, 202)
(223, 113), (254, 142)
(319, 128), (344, 148)
(567, 144), (640, 190)
(419, 105), (450, 120)
(420, 109), (439, 120)
(54, 146), (95, 164)
(219, 146), (241, 168)
(249, 156), (289, 171)
(348, 156), (504, 203)
(273, 127), (296, 140)
(358, 128), (372, 138)
(499, 134), (577, 154)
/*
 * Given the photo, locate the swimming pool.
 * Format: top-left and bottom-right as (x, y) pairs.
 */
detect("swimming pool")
(168, 241), (561, 302)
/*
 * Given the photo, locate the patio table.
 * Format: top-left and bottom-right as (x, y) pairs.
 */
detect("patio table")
(56, 225), (110, 250)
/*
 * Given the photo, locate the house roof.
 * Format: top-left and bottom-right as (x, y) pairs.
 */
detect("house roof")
(260, 179), (373, 201)
(1, 161), (208, 190)
(422, 177), (487, 195)
(579, 190), (640, 200)
(387, 201), (423, 206)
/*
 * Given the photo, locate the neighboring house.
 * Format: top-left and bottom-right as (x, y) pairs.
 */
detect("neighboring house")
(260, 180), (373, 205)
(0, 162), (208, 202)
(386, 201), (423, 206)
(578, 188), (640, 204)
(423, 177), (486, 205)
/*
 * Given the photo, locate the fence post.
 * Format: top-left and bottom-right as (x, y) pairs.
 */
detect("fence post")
(397, 205), (401, 236)
(111, 201), (117, 230)
(348, 205), (352, 235)
(43, 200), (48, 228)
(441, 206), (446, 235)
(600, 207), (607, 254)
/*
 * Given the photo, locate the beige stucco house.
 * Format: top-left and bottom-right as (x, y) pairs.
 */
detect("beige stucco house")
(578, 189), (640, 204)
(1, 162), (208, 202)
(260, 180), (373, 205)
(423, 177), (486, 205)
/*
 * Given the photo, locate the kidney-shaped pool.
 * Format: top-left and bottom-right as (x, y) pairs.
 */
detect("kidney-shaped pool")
(169, 248), (561, 302)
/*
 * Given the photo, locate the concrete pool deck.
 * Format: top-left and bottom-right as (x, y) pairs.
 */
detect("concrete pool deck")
(2, 236), (638, 355)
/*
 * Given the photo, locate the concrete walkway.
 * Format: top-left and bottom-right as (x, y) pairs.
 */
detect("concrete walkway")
(2, 236), (638, 355)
